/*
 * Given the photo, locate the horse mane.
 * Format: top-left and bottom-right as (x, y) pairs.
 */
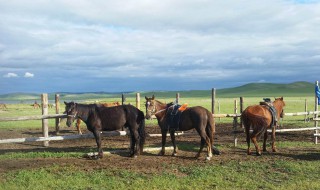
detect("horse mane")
(153, 100), (175, 109)
(76, 103), (97, 113)
(272, 98), (285, 113)
(273, 98), (285, 107)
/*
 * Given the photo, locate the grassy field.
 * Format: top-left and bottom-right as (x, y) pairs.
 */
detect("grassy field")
(1, 157), (320, 190)
(1, 82), (320, 190)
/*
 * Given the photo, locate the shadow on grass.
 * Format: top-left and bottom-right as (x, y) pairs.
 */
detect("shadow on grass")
(276, 150), (320, 161)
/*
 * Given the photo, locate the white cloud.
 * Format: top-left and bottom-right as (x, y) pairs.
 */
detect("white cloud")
(3, 73), (18, 78)
(24, 72), (34, 78)
(0, 0), (320, 93)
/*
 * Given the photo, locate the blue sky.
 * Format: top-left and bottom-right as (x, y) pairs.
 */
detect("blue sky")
(1, 0), (320, 94)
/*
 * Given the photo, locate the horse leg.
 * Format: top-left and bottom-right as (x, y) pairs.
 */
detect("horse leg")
(169, 130), (178, 156)
(76, 119), (82, 134)
(263, 130), (268, 152)
(92, 130), (103, 159)
(131, 129), (140, 158)
(159, 129), (168, 156)
(196, 130), (212, 160)
(195, 138), (205, 159)
(271, 127), (277, 152)
(251, 126), (264, 156)
(245, 125), (252, 155)
(129, 129), (135, 156)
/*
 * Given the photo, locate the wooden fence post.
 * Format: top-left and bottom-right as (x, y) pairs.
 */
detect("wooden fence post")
(240, 97), (244, 128)
(122, 93), (125, 105)
(304, 99), (308, 123)
(136, 93), (140, 110)
(212, 88), (216, 114)
(233, 99), (238, 147)
(55, 94), (60, 135)
(218, 100), (221, 121)
(41, 93), (49, 147)
(315, 81), (319, 144)
(176, 93), (180, 104)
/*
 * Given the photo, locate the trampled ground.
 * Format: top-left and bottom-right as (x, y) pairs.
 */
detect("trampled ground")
(0, 123), (319, 175)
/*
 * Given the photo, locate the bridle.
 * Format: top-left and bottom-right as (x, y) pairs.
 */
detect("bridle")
(66, 103), (78, 119)
(146, 101), (171, 116)
(67, 111), (78, 119)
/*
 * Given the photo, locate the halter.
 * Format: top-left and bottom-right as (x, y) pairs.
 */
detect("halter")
(66, 102), (78, 119)
(146, 101), (172, 116)
(67, 111), (78, 119)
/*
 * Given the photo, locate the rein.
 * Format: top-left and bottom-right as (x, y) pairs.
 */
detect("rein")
(154, 104), (174, 115)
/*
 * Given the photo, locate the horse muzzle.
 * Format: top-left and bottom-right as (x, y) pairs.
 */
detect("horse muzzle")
(66, 118), (74, 127)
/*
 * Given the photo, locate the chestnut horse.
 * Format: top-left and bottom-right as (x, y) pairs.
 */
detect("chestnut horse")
(75, 101), (120, 134)
(241, 97), (285, 156)
(31, 101), (40, 109)
(64, 101), (145, 159)
(0, 103), (7, 109)
(145, 95), (220, 160)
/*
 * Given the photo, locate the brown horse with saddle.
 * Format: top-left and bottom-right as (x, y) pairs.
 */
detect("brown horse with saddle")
(241, 97), (285, 156)
(145, 95), (220, 160)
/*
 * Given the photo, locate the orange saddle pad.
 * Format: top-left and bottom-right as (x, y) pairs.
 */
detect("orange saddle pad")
(178, 103), (188, 111)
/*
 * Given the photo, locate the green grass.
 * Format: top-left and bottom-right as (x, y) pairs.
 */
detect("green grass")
(1, 158), (320, 190)
(0, 151), (83, 159)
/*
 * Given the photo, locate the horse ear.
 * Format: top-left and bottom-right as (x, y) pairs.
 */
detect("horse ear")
(64, 101), (67, 105)
(152, 95), (155, 100)
(280, 96), (283, 100)
(145, 96), (148, 100)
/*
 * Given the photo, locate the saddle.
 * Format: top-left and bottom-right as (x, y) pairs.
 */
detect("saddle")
(260, 98), (278, 128)
(166, 103), (188, 131)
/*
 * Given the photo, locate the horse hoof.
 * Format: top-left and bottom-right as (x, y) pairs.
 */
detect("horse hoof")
(206, 156), (211, 161)
(256, 152), (262, 156)
(158, 151), (165, 156)
(212, 147), (221, 155)
(89, 155), (100, 160)
(172, 153), (177, 157)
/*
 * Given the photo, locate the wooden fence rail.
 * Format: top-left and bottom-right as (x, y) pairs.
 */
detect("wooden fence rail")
(1, 84), (320, 147)
(0, 114), (67, 121)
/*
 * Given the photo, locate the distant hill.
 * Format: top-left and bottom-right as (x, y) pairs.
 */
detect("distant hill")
(0, 81), (316, 101)
(217, 81), (314, 98)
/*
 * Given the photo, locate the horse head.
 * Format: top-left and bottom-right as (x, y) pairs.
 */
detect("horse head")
(64, 101), (78, 127)
(274, 97), (285, 118)
(145, 95), (155, 119)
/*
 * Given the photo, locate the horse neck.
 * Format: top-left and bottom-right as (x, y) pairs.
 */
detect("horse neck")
(273, 100), (284, 118)
(76, 104), (94, 122)
(154, 100), (169, 121)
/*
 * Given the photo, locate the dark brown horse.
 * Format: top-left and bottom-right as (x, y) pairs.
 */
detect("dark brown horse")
(75, 101), (121, 134)
(145, 95), (220, 160)
(64, 102), (146, 159)
(241, 97), (285, 156)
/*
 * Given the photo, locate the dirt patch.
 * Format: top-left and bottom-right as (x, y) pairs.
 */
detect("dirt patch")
(0, 123), (319, 175)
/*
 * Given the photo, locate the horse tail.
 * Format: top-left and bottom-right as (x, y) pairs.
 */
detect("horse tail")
(137, 110), (146, 154)
(206, 110), (220, 155)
